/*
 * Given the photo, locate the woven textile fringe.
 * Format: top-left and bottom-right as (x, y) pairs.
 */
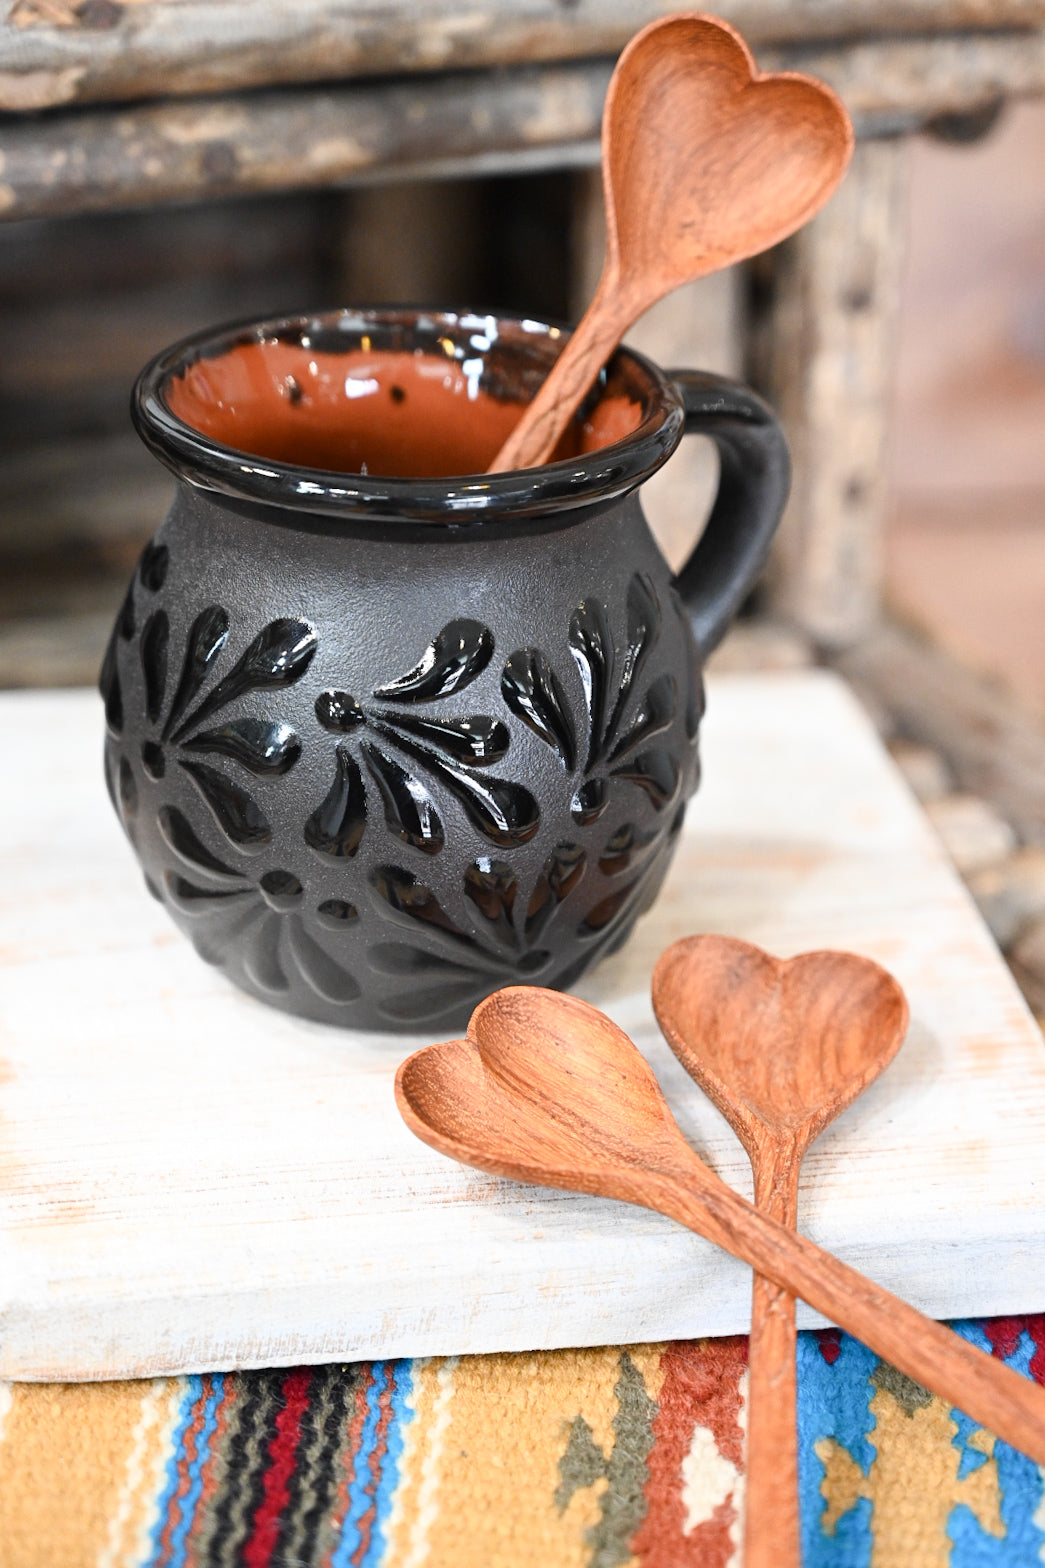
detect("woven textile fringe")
(1, 1318), (1044, 1567)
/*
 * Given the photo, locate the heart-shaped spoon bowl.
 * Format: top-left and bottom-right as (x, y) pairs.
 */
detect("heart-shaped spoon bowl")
(489, 11), (854, 471)
(394, 984), (1045, 1465)
(606, 13), (855, 297)
(652, 935), (910, 1163)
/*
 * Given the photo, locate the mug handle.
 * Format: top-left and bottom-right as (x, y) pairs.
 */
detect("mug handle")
(667, 369), (791, 661)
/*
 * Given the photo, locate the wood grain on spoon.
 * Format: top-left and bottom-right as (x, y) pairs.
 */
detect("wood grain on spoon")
(394, 987), (1045, 1466)
(488, 12), (853, 473)
(652, 936), (909, 1568)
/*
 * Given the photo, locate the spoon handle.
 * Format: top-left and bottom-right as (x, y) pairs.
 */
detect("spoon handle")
(487, 275), (632, 473)
(744, 1156), (802, 1568)
(653, 1164), (1045, 1465)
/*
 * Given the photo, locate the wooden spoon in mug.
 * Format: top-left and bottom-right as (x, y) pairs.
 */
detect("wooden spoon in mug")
(487, 12), (853, 473)
(652, 936), (908, 1568)
(395, 986), (1045, 1466)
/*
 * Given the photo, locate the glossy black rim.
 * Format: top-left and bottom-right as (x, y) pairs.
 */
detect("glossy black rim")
(132, 307), (685, 529)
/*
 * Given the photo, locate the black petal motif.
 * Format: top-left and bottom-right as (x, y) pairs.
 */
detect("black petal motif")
(184, 717), (301, 776)
(605, 572), (661, 744)
(177, 617), (317, 736)
(464, 859), (517, 948)
(370, 724), (539, 848)
(686, 676), (705, 744)
(608, 673), (677, 763)
(368, 943), (478, 979)
(304, 744), (366, 859)
(598, 822), (658, 877)
(140, 611), (169, 726)
(571, 778), (607, 826)
(501, 650), (575, 768)
(610, 747), (680, 811)
(525, 842), (586, 940)
(118, 583), (136, 641)
(164, 607), (230, 741)
(165, 872), (251, 912)
(370, 709), (509, 767)
(363, 741), (444, 855)
(118, 757), (138, 823)
(138, 541), (169, 592)
(371, 864), (472, 942)
(287, 919), (360, 1003)
(373, 619), (494, 702)
(258, 868), (304, 910)
(179, 758), (273, 849)
(579, 877), (643, 935)
(243, 912), (289, 993)
(369, 956), (489, 1023)
(158, 804), (241, 879)
(673, 596), (705, 742)
(142, 741), (165, 780)
(568, 599), (613, 770)
(100, 643), (123, 737)
(315, 690), (366, 733)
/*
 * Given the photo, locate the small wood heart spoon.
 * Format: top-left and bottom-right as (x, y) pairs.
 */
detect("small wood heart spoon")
(395, 986), (1045, 1465)
(488, 12), (853, 473)
(652, 936), (908, 1568)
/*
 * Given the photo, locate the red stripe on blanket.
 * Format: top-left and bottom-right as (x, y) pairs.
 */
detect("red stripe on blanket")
(632, 1337), (747, 1568)
(985, 1314), (1045, 1384)
(242, 1367), (313, 1568)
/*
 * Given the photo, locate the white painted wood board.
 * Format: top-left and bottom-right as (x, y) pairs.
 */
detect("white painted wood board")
(2, 673), (1044, 1382)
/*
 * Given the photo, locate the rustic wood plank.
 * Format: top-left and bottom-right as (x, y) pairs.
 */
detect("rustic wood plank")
(835, 620), (1045, 847)
(0, 63), (609, 220)
(4, 0), (1045, 113)
(3, 30), (1045, 219)
(2, 672), (1044, 1381)
(752, 138), (909, 644)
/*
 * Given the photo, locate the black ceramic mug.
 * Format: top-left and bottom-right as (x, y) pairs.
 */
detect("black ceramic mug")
(100, 307), (788, 1030)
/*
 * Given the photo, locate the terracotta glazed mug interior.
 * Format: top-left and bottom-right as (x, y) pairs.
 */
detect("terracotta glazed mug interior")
(162, 310), (647, 480)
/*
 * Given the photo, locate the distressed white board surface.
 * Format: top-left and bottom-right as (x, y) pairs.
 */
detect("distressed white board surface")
(2, 673), (1044, 1382)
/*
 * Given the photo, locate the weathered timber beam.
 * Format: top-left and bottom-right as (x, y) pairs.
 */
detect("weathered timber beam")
(0, 63), (609, 220)
(4, 0), (1045, 113)
(754, 139), (909, 646)
(834, 621), (1045, 846)
(3, 29), (1045, 221)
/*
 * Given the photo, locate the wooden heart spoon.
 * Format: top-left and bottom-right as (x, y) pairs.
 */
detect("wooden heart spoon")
(652, 936), (908, 1568)
(395, 986), (1045, 1466)
(488, 12), (853, 473)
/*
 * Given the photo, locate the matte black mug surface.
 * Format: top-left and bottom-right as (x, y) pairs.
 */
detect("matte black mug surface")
(101, 307), (789, 1030)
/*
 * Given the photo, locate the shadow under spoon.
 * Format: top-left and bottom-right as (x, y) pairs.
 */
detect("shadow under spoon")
(394, 985), (1045, 1468)
(652, 934), (909, 1568)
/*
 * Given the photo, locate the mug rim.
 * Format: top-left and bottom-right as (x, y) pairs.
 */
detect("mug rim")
(132, 306), (686, 528)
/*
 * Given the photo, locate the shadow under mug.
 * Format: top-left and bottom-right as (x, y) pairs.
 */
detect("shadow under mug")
(100, 307), (790, 1031)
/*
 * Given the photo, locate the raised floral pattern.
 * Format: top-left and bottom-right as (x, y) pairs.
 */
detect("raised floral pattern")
(307, 618), (539, 858)
(105, 586), (317, 852)
(100, 545), (361, 1005)
(498, 570), (684, 846)
(101, 544), (697, 1024)
(158, 803), (361, 1004)
(501, 572), (683, 828)
(366, 849), (585, 1022)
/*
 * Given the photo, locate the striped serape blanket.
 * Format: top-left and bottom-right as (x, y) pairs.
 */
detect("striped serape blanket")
(1, 1316), (1044, 1567)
